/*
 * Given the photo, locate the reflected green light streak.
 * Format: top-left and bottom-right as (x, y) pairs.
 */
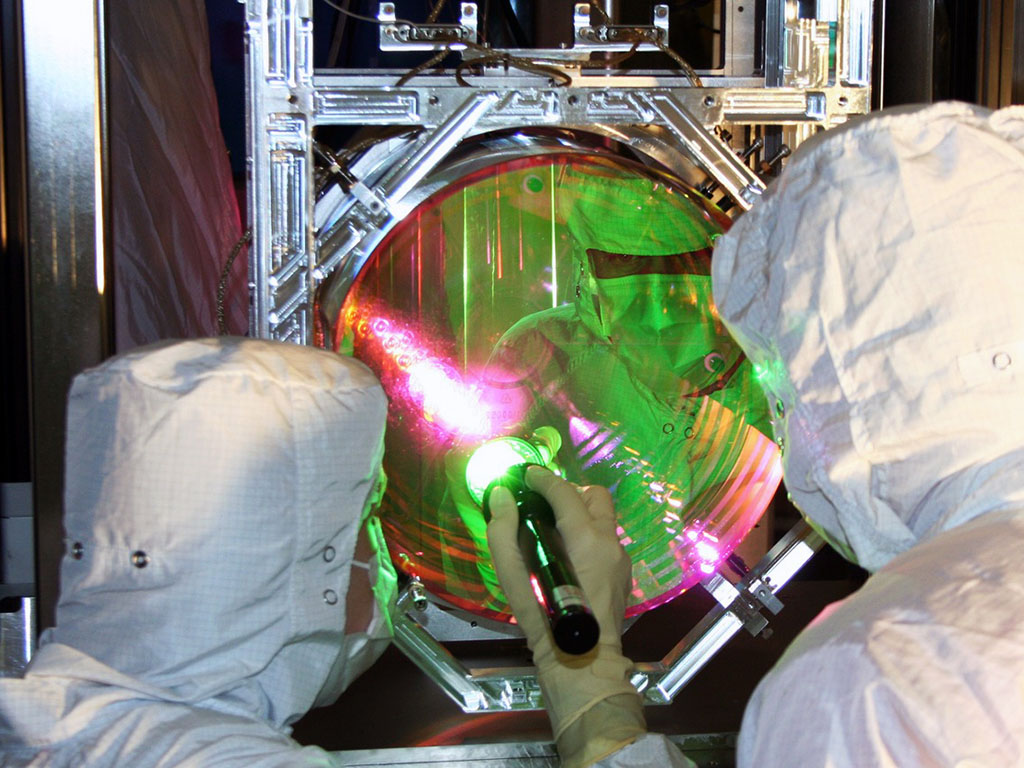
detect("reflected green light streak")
(462, 188), (469, 371)
(525, 518), (549, 566)
(549, 164), (557, 307)
(491, 183), (497, 304)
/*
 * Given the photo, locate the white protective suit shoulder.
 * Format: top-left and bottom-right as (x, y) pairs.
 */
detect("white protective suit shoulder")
(0, 338), (388, 767)
(710, 102), (1024, 766)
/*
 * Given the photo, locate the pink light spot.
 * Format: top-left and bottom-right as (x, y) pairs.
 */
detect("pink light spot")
(695, 540), (720, 563)
(530, 575), (547, 609)
(407, 360), (491, 438)
(569, 415), (600, 444)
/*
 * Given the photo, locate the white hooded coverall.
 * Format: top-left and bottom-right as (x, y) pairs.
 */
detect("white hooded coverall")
(0, 338), (389, 767)
(596, 101), (1024, 766)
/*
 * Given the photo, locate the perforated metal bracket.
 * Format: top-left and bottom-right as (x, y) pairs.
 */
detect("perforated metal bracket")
(573, 2), (670, 50)
(700, 570), (784, 638)
(378, 2), (479, 52)
(377, 2), (671, 60)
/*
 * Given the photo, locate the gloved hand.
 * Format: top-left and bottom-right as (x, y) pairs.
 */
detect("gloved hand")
(487, 466), (646, 768)
(442, 429), (567, 610)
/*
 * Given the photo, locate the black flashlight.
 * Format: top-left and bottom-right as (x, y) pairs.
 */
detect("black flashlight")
(483, 464), (600, 655)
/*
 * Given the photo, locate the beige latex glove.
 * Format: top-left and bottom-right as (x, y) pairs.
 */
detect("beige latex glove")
(487, 466), (646, 768)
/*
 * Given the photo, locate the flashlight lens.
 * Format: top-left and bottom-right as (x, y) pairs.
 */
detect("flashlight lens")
(465, 437), (544, 504)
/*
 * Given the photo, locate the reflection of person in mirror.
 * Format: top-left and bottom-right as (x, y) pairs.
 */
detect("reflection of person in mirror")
(479, 169), (777, 586)
(491, 102), (1024, 768)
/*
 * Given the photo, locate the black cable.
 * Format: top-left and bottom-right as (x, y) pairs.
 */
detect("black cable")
(426, 0), (446, 23)
(315, 0), (697, 90)
(325, 0), (351, 67)
(318, 0), (417, 26)
(455, 41), (575, 86)
(588, 1), (611, 25)
(217, 229), (253, 336)
(395, 46), (454, 86)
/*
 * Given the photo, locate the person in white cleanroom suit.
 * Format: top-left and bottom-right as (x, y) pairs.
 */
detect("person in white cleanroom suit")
(0, 338), (393, 767)
(488, 100), (1024, 768)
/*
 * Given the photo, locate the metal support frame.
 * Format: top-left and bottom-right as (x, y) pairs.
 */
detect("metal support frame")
(243, 0), (871, 712)
(391, 520), (823, 713)
(245, 0), (873, 343)
(331, 732), (736, 766)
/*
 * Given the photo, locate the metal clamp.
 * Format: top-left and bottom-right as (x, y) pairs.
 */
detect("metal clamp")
(573, 3), (669, 49)
(378, 2), (479, 52)
(700, 570), (784, 637)
(381, 2), (673, 62)
(348, 179), (390, 221)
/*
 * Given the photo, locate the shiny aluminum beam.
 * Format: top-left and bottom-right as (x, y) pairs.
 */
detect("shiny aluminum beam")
(23, 0), (113, 631)
(391, 521), (825, 713)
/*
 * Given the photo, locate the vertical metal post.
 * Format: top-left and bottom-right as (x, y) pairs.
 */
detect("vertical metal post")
(764, 0), (788, 86)
(23, 0), (112, 631)
(1015, 0), (1024, 103)
(244, 0), (316, 343)
(878, 0), (937, 105)
(988, 0), (1024, 105)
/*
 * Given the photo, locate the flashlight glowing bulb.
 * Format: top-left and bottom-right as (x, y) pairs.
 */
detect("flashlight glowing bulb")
(465, 437), (545, 505)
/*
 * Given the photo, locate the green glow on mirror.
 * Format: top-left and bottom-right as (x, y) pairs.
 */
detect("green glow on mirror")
(465, 437), (545, 505)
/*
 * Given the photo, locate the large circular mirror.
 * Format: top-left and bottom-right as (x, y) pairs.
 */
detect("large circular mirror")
(326, 137), (781, 622)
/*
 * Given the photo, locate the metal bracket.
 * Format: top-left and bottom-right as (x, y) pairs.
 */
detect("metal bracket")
(573, 2), (669, 50)
(700, 570), (784, 637)
(639, 521), (825, 704)
(378, 2), (479, 52)
(389, 520), (825, 713)
(379, 2), (672, 62)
